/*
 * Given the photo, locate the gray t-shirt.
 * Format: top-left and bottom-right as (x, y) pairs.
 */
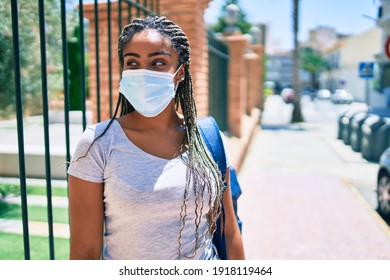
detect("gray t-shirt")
(68, 119), (230, 260)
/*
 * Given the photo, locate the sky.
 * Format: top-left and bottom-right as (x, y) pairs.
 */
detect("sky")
(204, 0), (380, 51)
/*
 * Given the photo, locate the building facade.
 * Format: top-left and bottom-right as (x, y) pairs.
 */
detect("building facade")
(374, 0), (390, 107)
(265, 52), (294, 89)
(304, 26), (340, 54)
(319, 27), (382, 103)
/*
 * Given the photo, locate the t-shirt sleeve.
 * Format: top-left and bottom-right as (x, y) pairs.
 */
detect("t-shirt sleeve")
(67, 126), (105, 183)
(219, 131), (231, 169)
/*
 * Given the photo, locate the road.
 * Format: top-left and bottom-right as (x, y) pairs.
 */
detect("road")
(238, 95), (390, 259)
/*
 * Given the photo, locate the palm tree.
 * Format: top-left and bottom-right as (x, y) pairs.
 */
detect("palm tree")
(291, 0), (304, 122)
(301, 47), (329, 90)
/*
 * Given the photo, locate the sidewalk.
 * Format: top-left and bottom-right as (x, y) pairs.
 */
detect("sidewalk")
(238, 96), (390, 259)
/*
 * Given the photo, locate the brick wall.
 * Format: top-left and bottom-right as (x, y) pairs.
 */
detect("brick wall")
(245, 53), (259, 114)
(224, 33), (249, 137)
(251, 44), (264, 110)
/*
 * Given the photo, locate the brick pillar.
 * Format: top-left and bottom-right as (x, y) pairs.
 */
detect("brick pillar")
(224, 33), (249, 137)
(245, 52), (260, 115)
(159, 0), (212, 117)
(251, 44), (265, 110)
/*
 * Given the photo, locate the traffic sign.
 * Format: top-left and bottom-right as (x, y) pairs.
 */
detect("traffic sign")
(359, 62), (374, 78)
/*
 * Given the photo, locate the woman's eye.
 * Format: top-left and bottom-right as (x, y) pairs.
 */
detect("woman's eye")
(126, 60), (138, 67)
(153, 61), (165, 66)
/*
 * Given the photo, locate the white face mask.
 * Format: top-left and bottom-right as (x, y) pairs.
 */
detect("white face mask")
(119, 65), (182, 117)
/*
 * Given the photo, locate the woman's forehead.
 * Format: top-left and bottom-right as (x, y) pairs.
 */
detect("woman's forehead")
(126, 30), (173, 50)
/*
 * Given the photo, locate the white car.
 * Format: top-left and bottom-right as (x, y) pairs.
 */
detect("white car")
(331, 89), (354, 104)
(316, 89), (331, 100)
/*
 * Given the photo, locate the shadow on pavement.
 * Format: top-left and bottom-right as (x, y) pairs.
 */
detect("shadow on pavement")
(376, 210), (390, 227)
(260, 124), (307, 131)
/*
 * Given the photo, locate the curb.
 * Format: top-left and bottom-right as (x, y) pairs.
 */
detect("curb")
(343, 177), (390, 239)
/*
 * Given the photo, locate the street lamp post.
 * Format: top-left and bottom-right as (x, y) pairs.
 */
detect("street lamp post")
(223, 4), (240, 34)
(249, 26), (262, 44)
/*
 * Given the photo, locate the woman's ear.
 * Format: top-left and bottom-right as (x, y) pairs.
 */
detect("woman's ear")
(178, 66), (185, 83)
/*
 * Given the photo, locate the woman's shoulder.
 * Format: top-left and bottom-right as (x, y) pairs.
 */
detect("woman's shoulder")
(79, 119), (118, 145)
(89, 119), (115, 132)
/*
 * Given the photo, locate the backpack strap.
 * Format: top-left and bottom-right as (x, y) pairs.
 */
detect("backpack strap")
(198, 116), (242, 201)
(198, 116), (228, 260)
(198, 116), (227, 180)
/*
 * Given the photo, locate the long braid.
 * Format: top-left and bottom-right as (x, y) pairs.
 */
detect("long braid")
(117, 16), (225, 259)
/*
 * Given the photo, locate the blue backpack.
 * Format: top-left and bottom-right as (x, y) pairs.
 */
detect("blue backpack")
(198, 116), (242, 260)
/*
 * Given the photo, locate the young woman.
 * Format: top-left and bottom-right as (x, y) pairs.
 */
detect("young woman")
(68, 16), (245, 260)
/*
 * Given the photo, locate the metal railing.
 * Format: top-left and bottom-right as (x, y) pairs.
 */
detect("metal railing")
(208, 29), (229, 132)
(8, 0), (159, 260)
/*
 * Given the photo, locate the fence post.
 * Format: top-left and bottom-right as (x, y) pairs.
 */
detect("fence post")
(159, 0), (212, 117)
(10, 0), (30, 260)
(223, 33), (249, 138)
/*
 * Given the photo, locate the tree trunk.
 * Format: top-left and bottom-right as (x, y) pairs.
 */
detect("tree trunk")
(311, 71), (317, 90)
(291, 0), (304, 123)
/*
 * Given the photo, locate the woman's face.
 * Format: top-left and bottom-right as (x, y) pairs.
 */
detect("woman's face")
(122, 30), (183, 78)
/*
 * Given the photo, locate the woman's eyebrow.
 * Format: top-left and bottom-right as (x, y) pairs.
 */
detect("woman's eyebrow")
(148, 51), (171, 57)
(123, 51), (171, 58)
(124, 52), (140, 58)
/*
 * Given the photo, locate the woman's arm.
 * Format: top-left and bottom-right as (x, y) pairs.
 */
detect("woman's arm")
(68, 175), (104, 260)
(222, 167), (245, 260)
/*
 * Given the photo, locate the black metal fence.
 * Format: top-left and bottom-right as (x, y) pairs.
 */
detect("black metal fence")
(208, 29), (229, 132)
(7, 0), (159, 260)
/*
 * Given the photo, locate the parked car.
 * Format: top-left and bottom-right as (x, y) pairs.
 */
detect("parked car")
(331, 89), (354, 104)
(316, 89), (331, 100)
(377, 148), (390, 218)
(280, 88), (295, 104)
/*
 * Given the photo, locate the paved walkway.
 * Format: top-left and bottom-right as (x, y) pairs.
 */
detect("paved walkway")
(3, 194), (68, 208)
(238, 96), (390, 259)
(0, 219), (69, 239)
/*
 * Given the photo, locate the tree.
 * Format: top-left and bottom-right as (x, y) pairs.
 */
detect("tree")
(0, 1), (77, 119)
(210, 0), (252, 34)
(0, 32), (17, 117)
(0, 2), (40, 118)
(67, 25), (90, 111)
(291, 0), (304, 123)
(300, 47), (329, 90)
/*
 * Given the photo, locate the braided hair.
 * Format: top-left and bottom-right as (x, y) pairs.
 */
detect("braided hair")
(117, 16), (224, 259)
